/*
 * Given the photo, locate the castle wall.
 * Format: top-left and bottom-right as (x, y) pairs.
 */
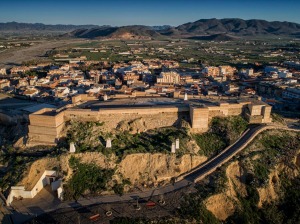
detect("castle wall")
(64, 109), (99, 121)
(262, 105), (272, 123)
(190, 107), (209, 131)
(27, 99), (273, 146)
(27, 109), (65, 145)
(248, 104), (264, 116)
(71, 94), (98, 104)
(65, 106), (190, 132)
(28, 122), (64, 137)
(247, 115), (263, 123)
(29, 111), (64, 127)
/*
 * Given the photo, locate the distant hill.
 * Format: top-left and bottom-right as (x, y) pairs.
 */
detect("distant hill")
(66, 25), (162, 39)
(67, 18), (300, 39)
(2, 19), (300, 39)
(150, 25), (172, 31)
(174, 18), (300, 36)
(0, 22), (100, 33)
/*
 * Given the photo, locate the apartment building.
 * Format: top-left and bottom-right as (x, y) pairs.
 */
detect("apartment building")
(157, 71), (180, 84)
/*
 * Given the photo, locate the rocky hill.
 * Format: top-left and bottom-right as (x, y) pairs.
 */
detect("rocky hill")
(23, 128), (300, 224)
(174, 18), (300, 36)
(2, 19), (300, 38)
(66, 18), (300, 39)
(64, 25), (162, 39)
(182, 129), (300, 223)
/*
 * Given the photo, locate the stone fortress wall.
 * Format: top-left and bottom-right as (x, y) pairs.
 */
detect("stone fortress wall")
(64, 106), (190, 133)
(28, 108), (65, 145)
(27, 96), (272, 146)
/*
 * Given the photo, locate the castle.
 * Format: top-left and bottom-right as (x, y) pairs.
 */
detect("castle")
(27, 95), (272, 146)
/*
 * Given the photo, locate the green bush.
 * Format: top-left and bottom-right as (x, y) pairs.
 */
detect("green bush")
(112, 183), (124, 196)
(271, 113), (285, 124)
(193, 116), (248, 157)
(253, 162), (269, 185)
(193, 133), (226, 157)
(250, 131), (300, 187)
(65, 121), (104, 153)
(64, 158), (114, 200)
(179, 193), (220, 223)
(111, 127), (191, 160)
(210, 116), (248, 144)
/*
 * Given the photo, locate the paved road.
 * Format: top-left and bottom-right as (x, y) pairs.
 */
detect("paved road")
(184, 125), (264, 182)
(7, 124), (300, 223)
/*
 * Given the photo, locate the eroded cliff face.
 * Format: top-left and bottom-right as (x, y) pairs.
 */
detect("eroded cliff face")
(20, 152), (117, 190)
(19, 152), (207, 191)
(205, 161), (247, 220)
(204, 151), (300, 220)
(117, 153), (207, 186)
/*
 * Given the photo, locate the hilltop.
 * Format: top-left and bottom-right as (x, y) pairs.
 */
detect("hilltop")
(2, 18), (300, 39)
(175, 18), (300, 36)
(0, 21), (100, 33)
(64, 25), (162, 39)
(64, 18), (300, 39)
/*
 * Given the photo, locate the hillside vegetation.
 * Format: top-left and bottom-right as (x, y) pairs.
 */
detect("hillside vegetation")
(183, 129), (300, 223)
(193, 116), (248, 157)
(110, 129), (300, 223)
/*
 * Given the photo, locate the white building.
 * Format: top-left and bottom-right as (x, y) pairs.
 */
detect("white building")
(0, 68), (6, 75)
(157, 72), (180, 84)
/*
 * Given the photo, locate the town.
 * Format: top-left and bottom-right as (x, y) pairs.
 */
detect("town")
(0, 39), (299, 115)
(1, 4), (300, 222)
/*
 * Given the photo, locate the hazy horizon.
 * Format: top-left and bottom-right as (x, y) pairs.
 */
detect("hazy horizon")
(0, 0), (300, 26)
(1, 17), (300, 27)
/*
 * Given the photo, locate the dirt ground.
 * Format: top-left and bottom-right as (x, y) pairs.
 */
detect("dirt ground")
(0, 39), (86, 68)
(27, 185), (196, 224)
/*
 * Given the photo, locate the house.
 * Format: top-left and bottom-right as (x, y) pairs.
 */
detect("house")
(203, 66), (220, 77)
(54, 87), (70, 98)
(123, 71), (140, 84)
(23, 87), (40, 98)
(0, 68), (7, 75)
(219, 65), (236, 77)
(0, 79), (10, 89)
(10, 66), (30, 75)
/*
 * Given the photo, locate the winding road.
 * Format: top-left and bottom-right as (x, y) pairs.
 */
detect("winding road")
(5, 124), (300, 223)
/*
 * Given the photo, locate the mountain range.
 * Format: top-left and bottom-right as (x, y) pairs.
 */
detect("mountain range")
(1, 18), (300, 39)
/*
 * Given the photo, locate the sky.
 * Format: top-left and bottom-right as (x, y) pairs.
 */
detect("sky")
(0, 0), (300, 26)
